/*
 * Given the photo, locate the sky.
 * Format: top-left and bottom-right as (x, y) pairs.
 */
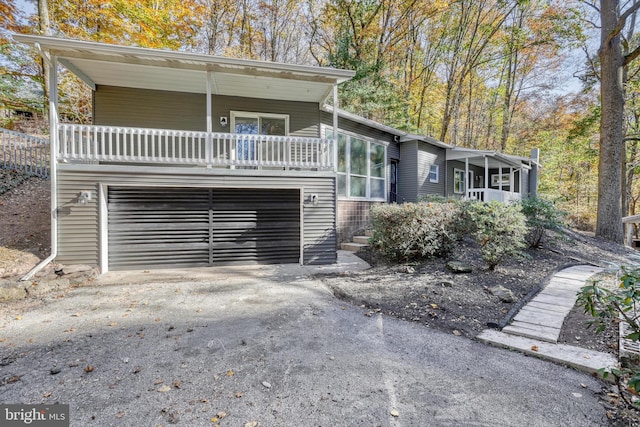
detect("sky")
(15, 0), (36, 17)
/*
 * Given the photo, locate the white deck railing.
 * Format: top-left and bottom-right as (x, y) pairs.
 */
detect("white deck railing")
(467, 188), (521, 203)
(58, 124), (334, 170)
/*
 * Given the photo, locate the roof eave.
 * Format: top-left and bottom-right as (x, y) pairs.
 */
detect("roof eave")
(321, 105), (451, 148)
(13, 33), (355, 83)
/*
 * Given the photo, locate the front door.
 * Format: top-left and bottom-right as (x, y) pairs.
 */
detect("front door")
(390, 160), (398, 202)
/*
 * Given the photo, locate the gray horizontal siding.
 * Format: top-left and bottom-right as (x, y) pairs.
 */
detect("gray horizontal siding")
(416, 142), (446, 199)
(94, 86), (320, 137)
(398, 141), (418, 203)
(94, 86), (206, 131)
(214, 95), (319, 137)
(55, 166), (336, 267)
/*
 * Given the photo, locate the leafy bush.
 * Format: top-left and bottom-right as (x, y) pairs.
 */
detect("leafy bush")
(369, 202), (459, 261)
(417, 194), (451, 204)
(465, 201), (528, 270)
(519, 197), (566, 248)
(578, 266), (640, 406)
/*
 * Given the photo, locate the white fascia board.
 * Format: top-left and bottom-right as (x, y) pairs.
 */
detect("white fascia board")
(446, 148), (494, 161)
(13, 34), (355, 83)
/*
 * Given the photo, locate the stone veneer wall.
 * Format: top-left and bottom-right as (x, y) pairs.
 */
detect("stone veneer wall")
(337, 200), (382, 243)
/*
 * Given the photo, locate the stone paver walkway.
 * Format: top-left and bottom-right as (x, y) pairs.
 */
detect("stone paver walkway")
(502, 265), (603, 343)
(478, 264), (619, 376)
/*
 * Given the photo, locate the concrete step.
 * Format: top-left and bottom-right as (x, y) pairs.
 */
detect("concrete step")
(502, 321), (560, 343)
(364, 229), (374, 237)
(477, 329), (617, 379)
(352, 236), (370, 245)
(340, 242), (369, 252)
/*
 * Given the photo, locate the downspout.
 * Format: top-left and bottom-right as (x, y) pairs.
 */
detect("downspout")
(332, 84), (339, 257)
(22, 53), (58, 281)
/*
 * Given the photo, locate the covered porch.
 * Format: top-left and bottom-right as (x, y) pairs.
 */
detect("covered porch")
(447, 148), (537, 203)
(14, 34), (355, 174)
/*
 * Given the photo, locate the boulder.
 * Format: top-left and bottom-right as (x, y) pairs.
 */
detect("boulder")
(489, 285), (516, 303)
(445, 261), (473, 274)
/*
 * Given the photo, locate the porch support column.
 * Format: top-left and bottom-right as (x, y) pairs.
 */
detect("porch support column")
(509, 167), (514, 193)
(206, 71), (213, 167)
(465, 157), (469, 199)
(519, 167), (523, 198)
(484, 156), (489, 190)
(333, 84), (338, 172)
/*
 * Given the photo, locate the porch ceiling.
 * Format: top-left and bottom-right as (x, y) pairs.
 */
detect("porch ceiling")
(13, 34), (355, 103)
(447, 148), (530, 170)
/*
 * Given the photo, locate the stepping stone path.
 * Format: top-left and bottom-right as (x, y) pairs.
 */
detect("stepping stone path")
(479, 264), (619, 377)
(501, 265), (602, 343)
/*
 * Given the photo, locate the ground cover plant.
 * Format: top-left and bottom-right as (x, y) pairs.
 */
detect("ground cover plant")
(578, 264), (640, 413)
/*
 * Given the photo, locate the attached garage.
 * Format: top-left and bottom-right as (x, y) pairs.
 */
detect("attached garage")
(107, 187), (301, 271)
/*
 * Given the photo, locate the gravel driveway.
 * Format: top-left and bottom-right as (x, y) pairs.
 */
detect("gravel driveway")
(0, 260), (611, 426)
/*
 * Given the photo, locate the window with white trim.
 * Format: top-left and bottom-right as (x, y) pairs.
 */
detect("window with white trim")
(453, 169), (465, 194)
(327, 128), (387, 201)
(428, 164), (439, 183)
(231, 111), (289, 160)
(231, 111), (289, 135)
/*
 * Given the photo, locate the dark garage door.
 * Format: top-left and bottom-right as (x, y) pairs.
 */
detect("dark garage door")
(108, 187), (301, 270)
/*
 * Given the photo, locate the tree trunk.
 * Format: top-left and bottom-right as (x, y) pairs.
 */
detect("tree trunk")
(38, 0), (50, 118)
(596, 0), (625, 243)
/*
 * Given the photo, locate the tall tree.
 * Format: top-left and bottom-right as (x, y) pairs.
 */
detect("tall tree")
(596, 0), (640, 242)
(437, 0), (516, 144)
(38, 0), (50, 117)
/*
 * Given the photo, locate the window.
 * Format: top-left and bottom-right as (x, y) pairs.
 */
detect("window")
(453, 169), (465, 194)
(327, 128), (387, 201)
(231, 111), (289, 160)
(491, 173), (511, 187)
(428, 164), (439, 183)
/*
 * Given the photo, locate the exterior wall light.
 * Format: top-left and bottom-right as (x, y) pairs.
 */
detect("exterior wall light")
(78, 190), (92, 205)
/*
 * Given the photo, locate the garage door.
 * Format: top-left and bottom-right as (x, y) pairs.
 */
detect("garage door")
(108, 187), (301, 270)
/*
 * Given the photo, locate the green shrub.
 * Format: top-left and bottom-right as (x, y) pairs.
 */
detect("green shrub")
(417, 194), (451, 204)
(465, 201), (528, 270)
(369, 202), (459, 261)
(577, 266), (640, 406)
(519, 197), (566, 248)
